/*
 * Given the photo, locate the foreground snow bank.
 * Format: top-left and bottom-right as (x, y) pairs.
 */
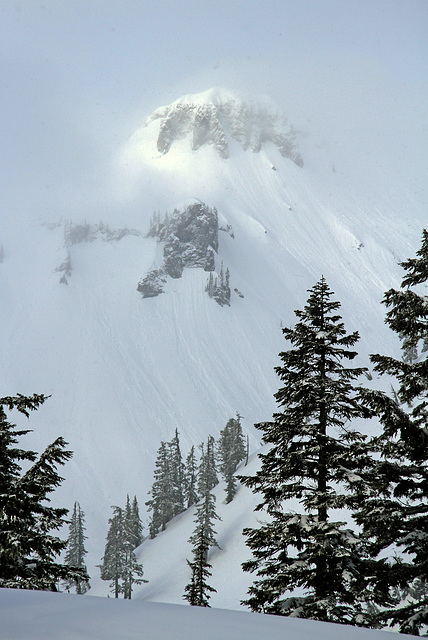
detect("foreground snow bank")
(0, 589), (407, 640)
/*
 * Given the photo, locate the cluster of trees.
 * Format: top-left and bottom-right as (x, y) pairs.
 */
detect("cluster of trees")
(239, 229), (428, 635)
(99, 495), (146, 599)
(147, 418), (247, 540)
(205, 261), (231, 306)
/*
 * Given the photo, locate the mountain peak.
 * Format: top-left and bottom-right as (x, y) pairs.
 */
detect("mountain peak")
(144, 88), (303, 165)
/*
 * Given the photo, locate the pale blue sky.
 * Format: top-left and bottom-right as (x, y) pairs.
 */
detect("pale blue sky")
(1, 0), (427, 222)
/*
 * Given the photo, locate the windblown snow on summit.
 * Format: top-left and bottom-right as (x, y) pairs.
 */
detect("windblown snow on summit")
(134, 88), (303, 164)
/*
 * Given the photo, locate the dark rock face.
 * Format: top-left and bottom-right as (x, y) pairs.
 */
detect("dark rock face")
(137, 269), (167, 298)
(139, 202), (221, 297)
(147, 202), (219, 279)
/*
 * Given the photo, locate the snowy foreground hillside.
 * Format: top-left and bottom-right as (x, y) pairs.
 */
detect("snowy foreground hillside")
(0, 88), (426, 602)
(0, 588), (413, 640)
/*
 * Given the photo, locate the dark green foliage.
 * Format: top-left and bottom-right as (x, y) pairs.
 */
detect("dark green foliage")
(169, 429), (185, 517)
(99, 501), (147, 599)
(205, 261), (231, 306)
(146, 432), (186, 538)
(198, 435), (218, 498)
(130, 495), (144, 548)
(64, 501), (90, 594)
(359, 230), (428, 634)
(0, 393), (87, 590)
(183, 492), (221, 607)
(240, 278), (389, 624)
(217, 413), (246, 503)
(99, 506), (125, 598)
(184, 446), (199, 509)
(146, 441), (175, 538)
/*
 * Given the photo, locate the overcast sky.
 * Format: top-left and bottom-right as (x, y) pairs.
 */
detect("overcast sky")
(1, 0), (427, 226)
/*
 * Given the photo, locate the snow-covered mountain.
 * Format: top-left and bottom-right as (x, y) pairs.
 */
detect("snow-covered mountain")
(0, 87), (425, 605)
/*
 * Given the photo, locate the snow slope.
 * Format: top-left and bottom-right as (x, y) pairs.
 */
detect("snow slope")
(1, 588), (412, 640)
(0, 88), (426, 600)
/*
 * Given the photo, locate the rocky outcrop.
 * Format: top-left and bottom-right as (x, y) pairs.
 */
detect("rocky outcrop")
(147, 202), (219, 280)
(137, 269), (167, 298)
(146, 90), (303, 166)
(139, 202), (223, 298)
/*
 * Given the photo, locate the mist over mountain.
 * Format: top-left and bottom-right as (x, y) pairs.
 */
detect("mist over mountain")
(0, 86), (426, 608)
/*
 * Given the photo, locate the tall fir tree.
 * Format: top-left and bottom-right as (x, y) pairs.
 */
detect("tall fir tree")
(0, 393), (88, 590)
(184, 446), (199, 508)
(357, 230), (428, 634)
(122, 496), (147, 599)
(198, 436), (218, 498)
(169, 429), (185, 517)
(183, 491), (221, 607)
(146, 441), (174, 538)
(99, 502), (146, 599)
(64, 501), (90, 594)
(99, 506), (125, 598)
(130, 495), (144, 548)
(239, 278), (390, 625)
(217, 413), (246, 503)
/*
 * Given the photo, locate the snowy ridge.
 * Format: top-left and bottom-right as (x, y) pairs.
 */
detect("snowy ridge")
(141, 87), (303, 164)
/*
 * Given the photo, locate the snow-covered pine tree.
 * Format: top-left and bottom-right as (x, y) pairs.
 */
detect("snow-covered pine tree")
(168, 429), (185, 517)
(146, 441), (174, 538)
(184, 445), (199, 508)
(205, 262), (231, 306)
(122, 496), (147, 599)
(357, 230), (428, 634)
(239, 277), (389, 625)
(99, 506), (125, 598)
(225, 267), (231, 302)
(130, 495), (144, 548)
(183, 491), (221, 607)
(198, 435), (218, 498)
(205, 272), (214, 297)
(0, 393), (88, 590)
(217, 413), (246, 503)
(64, 501), (90, 594)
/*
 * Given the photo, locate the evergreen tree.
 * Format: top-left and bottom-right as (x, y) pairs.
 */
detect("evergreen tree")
(99, 502), (147, 599)
(205, 262), (231, 306)
(358, 230), (428, 634)
(183, 491), (221, 607)
(122, 496), (147, 599)
(184, 446), (199, 508)
(0, 393), (87, 590)
(146, 433), (187, 539)
(198, 436), (218, 498)
(99, 506), (125, 598)
(146, 441), (174, 538)
(64, 501), (90, 594)
(217, 413), (246, 503)
(130, 495), (144, 548)
(239, 278), (389, 624)
(168, 429), (185, 517)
